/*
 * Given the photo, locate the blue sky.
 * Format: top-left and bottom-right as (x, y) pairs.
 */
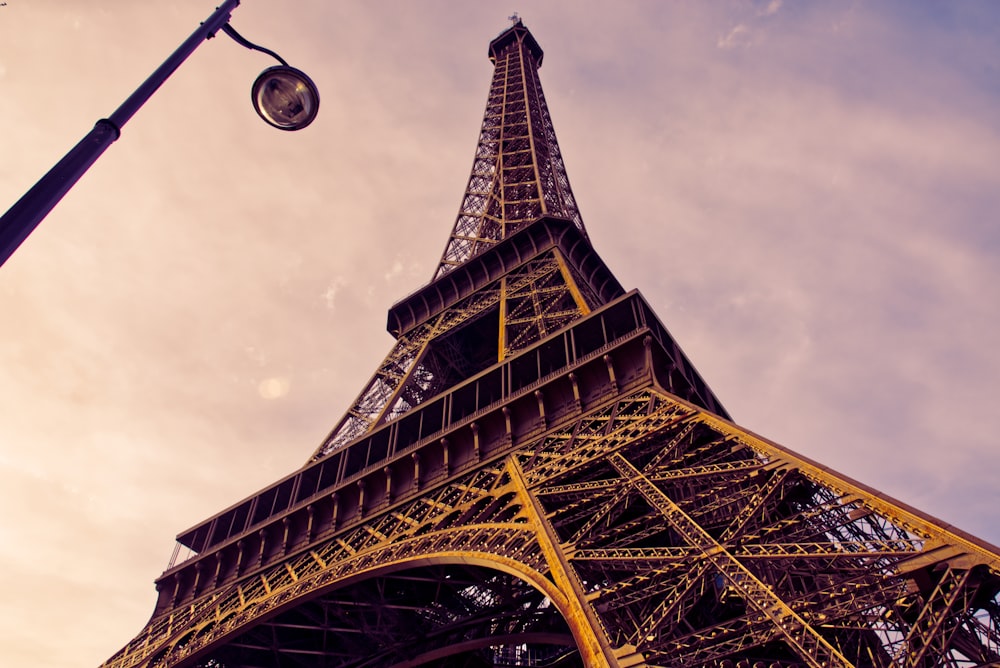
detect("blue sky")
(1, 2), (999, 666)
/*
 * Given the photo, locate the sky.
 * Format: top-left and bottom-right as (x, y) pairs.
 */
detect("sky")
(1, 1), (999, 666)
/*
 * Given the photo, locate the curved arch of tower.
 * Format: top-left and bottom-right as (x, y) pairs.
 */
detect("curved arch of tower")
(103, 19), (1000, 668)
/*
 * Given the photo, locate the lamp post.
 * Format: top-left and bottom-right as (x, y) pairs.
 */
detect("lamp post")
(0, 0), (319, 268)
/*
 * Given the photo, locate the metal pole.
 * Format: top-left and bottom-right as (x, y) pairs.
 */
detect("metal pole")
(0, 0), (241, 269)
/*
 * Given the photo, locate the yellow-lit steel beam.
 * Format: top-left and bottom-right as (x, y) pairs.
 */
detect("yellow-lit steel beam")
(609, 452), (856, 668)
(693, 408), (1000, 574)
(507, 457), (623, 667)
(554, 247), (592, 316)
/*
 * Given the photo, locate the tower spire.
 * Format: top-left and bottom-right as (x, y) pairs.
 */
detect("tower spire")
(434, 20), (585, 279)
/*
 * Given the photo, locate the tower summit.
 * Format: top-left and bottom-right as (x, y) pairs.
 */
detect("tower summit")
(436, 18), (585, 279)
(102, 20), (1000, 668)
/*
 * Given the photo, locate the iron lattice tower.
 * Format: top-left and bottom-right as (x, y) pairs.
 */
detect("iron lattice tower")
(102, 21), (1000, 668)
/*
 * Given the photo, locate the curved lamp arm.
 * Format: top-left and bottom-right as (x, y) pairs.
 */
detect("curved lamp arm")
(221, 24), (289, 66)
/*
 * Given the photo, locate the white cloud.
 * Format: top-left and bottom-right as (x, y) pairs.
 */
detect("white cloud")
(717, 23), (751, 49)
(760, 0), (783, 17)
(258, 376), (291, 399)
(384, 259), (404, 282)
(322, 276), (348, 310)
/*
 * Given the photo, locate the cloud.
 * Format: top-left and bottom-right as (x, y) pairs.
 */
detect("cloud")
(258, 376), (291, 399)
(384, 259), (404, 282)
(760, 0), (783, 18)
(322, 276), (348, 311)
(717, 23), (752, 49)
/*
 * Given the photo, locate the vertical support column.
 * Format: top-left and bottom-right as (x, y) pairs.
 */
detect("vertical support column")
(357, 480), (366, 517)
(471, 423), (481, 461)
(256, 529), (267, 567)
(305, 505), (315, 542)
(535, 389), (547, 430)
(192, 561), (204, 598)
(281, 517), (292, 555)
(330, 493), (340, 531)
(604, 354), (619, 394)
(569, 372), (581, 411)
(212, 552), (224, 589)
(170, 573), (183, 607)
(235, 539), (246, 577)
(665, 362), (676, 394)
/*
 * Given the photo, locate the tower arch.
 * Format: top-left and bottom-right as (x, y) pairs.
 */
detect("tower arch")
(164, 549), (589, 667)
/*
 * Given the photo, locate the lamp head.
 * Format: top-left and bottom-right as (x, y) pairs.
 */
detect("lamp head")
(251, 66), (319, 131)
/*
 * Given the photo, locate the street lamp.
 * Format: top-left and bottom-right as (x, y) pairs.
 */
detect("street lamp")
(0, 0), (319, 268)
(252, 66), (321, 130)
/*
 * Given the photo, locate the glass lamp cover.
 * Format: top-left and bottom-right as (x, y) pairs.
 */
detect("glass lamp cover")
(251, 66), (319, 131)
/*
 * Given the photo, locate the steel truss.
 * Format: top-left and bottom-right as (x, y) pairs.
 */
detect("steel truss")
(315, 248), (597, 457)
(102, 381), (1000, 667)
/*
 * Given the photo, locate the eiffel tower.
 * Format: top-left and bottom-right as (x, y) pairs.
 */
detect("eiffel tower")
(102, 19), (1000, 668)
